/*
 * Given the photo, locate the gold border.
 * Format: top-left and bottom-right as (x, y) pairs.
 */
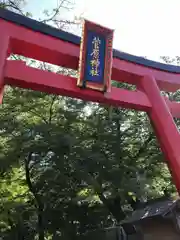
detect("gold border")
(77, 19), (114, 93)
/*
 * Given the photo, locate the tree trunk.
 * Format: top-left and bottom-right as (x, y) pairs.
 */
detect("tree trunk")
(38, 206), (45, 240)
(25, 153), (45, 240)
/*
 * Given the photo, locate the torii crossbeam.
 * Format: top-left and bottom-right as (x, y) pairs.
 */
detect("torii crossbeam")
(1, 8), (180, 193)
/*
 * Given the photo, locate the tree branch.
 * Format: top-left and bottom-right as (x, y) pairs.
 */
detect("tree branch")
(6, 0), (25, 15)
(49, 95), (57, 124)
(40, 0), (73, 24)
(27, 109), (49, 124)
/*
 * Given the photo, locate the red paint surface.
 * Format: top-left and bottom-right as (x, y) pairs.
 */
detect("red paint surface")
(1, 18), (180, 193)
(4, 61), (151, 111)
(140, 76), (180, 192)
(0, 30), (9, 103)
(2, 19), (180, 92)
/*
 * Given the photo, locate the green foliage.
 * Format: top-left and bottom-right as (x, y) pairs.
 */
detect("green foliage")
(0, 2), (177, 240)
(0, 82), (176, 239)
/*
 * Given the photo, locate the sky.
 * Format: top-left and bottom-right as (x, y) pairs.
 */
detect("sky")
(24, 0), (180, 62)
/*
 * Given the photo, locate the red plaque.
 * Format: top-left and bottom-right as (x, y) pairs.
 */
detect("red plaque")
(77, 20), (114, 92)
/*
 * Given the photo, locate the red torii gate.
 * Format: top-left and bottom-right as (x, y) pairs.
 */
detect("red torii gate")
(1, 9), (180, 193)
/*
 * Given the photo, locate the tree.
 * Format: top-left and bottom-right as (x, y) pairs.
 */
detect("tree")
(0, 2), (177, 239)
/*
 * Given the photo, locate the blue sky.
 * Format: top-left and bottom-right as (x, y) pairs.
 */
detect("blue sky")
(24, 0), (180, 62)
(24, 0), (67, 19)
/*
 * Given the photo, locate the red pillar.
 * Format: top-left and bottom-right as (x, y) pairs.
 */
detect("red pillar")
(140, 75), (180, 193)
(0, 34), (10, 103)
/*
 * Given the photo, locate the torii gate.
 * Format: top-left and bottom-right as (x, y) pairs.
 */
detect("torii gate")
(1, 8), (180, 193)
